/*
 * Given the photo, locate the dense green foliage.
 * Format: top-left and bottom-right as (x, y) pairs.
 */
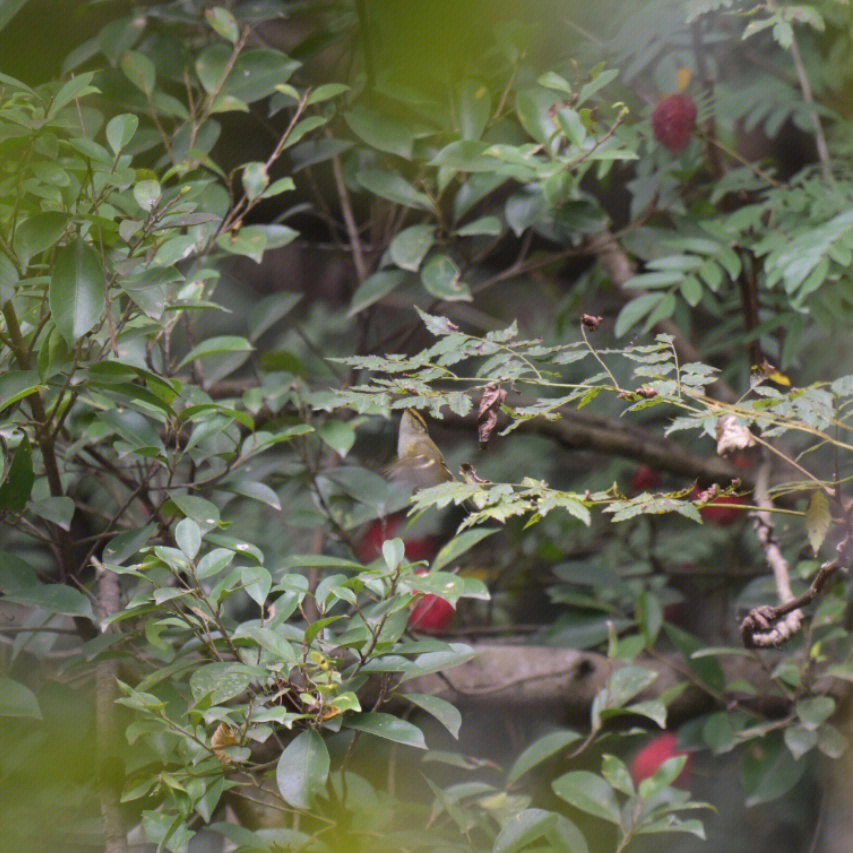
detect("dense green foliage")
(0, 1), (852, 851)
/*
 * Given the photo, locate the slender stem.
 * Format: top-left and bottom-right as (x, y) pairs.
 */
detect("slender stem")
(767, 0), (831, 181)
(330, 149), (368, 283)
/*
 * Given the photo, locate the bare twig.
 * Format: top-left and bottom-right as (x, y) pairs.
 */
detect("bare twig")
(93, 558), (127, 853)
(741, 451), (803, 646)
(330, 150), (368, 283)
(766, 0), (831, 182)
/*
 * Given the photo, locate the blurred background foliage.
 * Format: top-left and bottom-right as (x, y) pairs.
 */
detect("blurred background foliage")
(0, 1), (852, 852)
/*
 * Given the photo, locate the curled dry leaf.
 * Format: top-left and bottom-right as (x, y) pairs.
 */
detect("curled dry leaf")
(477, 383), (507, 448)
(581, 313), (603, 330)
(460, 461), (490, 484)
(211, 723), (238, 763)
(715, 414), (755, 456)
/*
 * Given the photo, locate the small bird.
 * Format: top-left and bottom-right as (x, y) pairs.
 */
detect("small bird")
(386, 409), (454, 491)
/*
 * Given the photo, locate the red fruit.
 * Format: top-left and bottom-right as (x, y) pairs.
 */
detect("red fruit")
(408, 593), (454, 632)
(691, 488), (748, 526)
(403, 537), (438, 562)
(630, 465), (662, 493)
(356, 515), (402, 562)
(731, 453), (754, 471)
(408, 566), (454, 633)
(651, 94), (697, 154)
(630, 732), (692, 787)
(356, 516), (438, 563)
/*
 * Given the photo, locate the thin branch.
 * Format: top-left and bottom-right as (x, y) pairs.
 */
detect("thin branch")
(330, 149), (368, 283)
(767, 0), (831, 181)
(742, 451), (802, 646)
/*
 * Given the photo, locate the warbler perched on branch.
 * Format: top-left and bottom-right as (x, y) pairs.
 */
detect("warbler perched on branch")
(386, 409), (454, 491)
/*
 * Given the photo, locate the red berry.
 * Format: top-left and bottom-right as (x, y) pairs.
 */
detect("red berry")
(691, 488), (748, 526)
(356, 515), (402, 562)
(630, 732), (692, 787)
(408, 566), (454, 632)
(356, 516), (438, 563)
(651, 94), (697, 154)
(404, 537), (438, 562)
(732, 453), (754, 471)
(408, 593), (454, 632)
(630, 465), (662, 492)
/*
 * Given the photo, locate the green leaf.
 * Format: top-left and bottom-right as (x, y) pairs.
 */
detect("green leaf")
(120, 50), (155, 94)
(805, 491), (830, 555)
(456, 78), (491, 140)
(190, 662), (262, 704)
(104, 524), (156, 565)
(3, 583), (93, 618)
(133, 179), (161, 212)
(0, 434), (33, 511)
(225, 480), (281, 511)
(0, 677), (41, 719)
(0, 253), (17, 304)
(100, 410), (164, 453)
(493, 809), (555, 853)
(14, 211), (67, 267)
(178, 336), (253, 368)
(515, 87), (559, 143)
(795, 695), (835, 730)
(345, 711), (426, 748)
(0, 371), (45, 415)
(601, 754), (634, 795)
(241, 564), (272, 607)
(306, 83), (349, 105)
(261, 176), (296, 199)
(175, 518), (201, 561)
(399, 693), (462, 739)
(357, 168), (432, 210)
(784, 724), (817, 761)
(196, 548), (235, 580)
(0, 552), (39, 592)
(345, 106), (425, 159)
(105, 113), (139, 154)
(49, 238), (105, 345)
(216, 226), (267, 262)
(456, 216), (502, 236)
(389, 225), (435, 271)
(242, 161), (269, 201)
(276, 729), (330, 809)
(399, 643), (476, 681)
(248, 291), (302, 340)
(421, 254), (472, 301)
(642, 292), (677, 331)
(47, 72), (99, 118)
(168, 492), (220, 527)
(680, 275), (703, 306)
(348, 270), (407, 317)
(401, 571), (488, 605)
(741, 735), (805, 806)
(197, 44), (299, 103)
(816, 723), (847, 759)
(30, 496), (75, 531)
(318, 419), (355, 458)
(431, 527), (497, 572)
(382, 538), (405, 572)
(508, 729), (582, 784)
(204, 6), (239, 43)
(615, 293), (663, 337)
(552, 771), (621, 823)
(638, 754), (688, 800)
(0, 0), (30, 32)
